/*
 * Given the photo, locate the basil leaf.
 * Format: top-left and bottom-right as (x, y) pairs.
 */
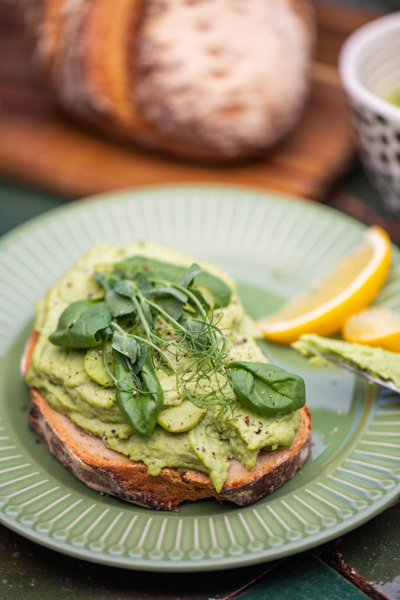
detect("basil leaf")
(114, 256), (231, 308)
(49, 300), (111, 348)
(179, 263), (202, 288)
(114, 359), (163, 437)
(226, 361), (305, 416)
(105, 290), (135, 317)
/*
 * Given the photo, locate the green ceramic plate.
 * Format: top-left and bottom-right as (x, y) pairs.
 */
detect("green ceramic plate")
(1, 185), (400, 572)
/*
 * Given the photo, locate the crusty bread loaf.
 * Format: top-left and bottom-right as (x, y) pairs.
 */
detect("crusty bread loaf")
(21, 0), (315, 161)
(23, 330), (311, 511)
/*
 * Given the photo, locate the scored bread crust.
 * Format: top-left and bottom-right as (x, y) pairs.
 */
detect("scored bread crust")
(24, 331), (311, 511)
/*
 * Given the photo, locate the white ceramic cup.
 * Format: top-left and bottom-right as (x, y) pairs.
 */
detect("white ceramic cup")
(339, 12), (400, 215)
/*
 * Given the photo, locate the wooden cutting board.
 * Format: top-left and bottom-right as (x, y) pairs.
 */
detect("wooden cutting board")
(0, 3), (379, 201)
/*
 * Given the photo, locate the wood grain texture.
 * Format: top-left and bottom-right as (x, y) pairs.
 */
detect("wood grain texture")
(0, 2), (379, 200)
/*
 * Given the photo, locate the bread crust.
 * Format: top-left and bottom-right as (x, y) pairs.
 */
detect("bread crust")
(21, 0), (315, 161)
(24, 330), (311, 510)
(20, 0), (65, 80)
(135, 0), (315, 159)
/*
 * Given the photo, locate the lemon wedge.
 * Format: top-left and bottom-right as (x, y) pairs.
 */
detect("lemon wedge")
(343, 306), (400, 351)
(259, 226), (391, 345)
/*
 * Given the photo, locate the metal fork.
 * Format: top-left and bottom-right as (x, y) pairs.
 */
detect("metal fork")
(313, 348), (400, 395)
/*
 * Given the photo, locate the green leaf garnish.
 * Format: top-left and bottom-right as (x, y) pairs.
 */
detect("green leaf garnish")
(186, 288), (212, 314)
(226, 361), (305, 416)
(179, 263), (202, 288)
(179, 315), (210, 351)
(114, 256), (231, 308)
(114, 358), (163, 437)
(140, 298), (154, 327)
(114, 279), (138, 299)
(49, 300), (111, 348)
(151, 285), (188, 303)
(105, 290), (135, 317)
(112, 331), (139, 364)
(93, 268), (120, 291)
(111, 329), (147, 374)
(131, 272), (152, 298)
(152, 296), (184, 321)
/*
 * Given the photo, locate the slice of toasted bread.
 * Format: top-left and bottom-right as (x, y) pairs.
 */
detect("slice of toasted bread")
(24, 332), (311, 511)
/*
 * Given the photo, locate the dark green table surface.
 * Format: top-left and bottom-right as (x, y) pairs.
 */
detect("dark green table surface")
(1, 176), (399, 600)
